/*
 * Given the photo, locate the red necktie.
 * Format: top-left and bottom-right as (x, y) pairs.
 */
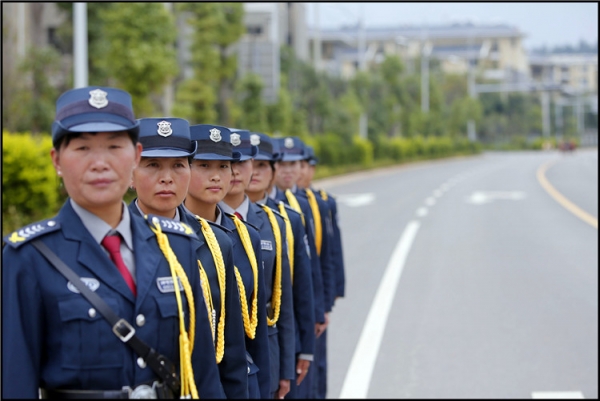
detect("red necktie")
(234, 212), (243, 221)
(102, 234), (137, 296)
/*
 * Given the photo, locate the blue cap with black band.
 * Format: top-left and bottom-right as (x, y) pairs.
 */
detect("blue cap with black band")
(305, 145), (319, 165)
(190, 124), (241, 161)
(275, 136), (306, 161)
(137, 118), (197, 158)
(249, 132), (277, 161)
(229, 128), (259, 161)
(51, 87), (140, 147)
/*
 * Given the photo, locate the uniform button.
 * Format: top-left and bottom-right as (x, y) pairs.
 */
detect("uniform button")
(88, 308), (96, 318)
(136, 314), (145, 327)
(137, 357), (146, 369)
(247, 366), (250, 374)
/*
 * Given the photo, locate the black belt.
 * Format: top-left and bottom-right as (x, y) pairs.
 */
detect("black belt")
(42, 382), (174, 399)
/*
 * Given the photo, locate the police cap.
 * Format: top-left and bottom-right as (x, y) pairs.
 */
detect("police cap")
(52, 86), (140, 147)
(190, 124), (241, 161)
(138, 118), (197, 158)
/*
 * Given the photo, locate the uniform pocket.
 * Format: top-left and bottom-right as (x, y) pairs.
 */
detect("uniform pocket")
(58, 297), (123, 369)
(155, 295), (187, 357)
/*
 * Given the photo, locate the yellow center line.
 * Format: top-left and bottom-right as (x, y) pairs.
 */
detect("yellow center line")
(536, 159), (598, 229)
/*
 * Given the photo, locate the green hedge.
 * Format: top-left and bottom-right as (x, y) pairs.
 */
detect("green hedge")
(2, 131), (65, 236)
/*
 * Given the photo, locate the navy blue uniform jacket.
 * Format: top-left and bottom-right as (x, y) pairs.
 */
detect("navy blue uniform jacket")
(1, 200), (224, 399)
(218, 210), (271, 398)
(246, 202), (296, 390)
(274, 188), (326, 324)
(266, 198), (315, 358)
(129, 202), (249, 398)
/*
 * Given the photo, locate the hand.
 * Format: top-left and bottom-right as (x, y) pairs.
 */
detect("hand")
(275, 379), (290, 399)
(296, 359), (311, 385)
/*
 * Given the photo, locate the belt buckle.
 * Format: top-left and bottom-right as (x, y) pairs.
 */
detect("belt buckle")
(112, 318), (136, 342)
(129, 384), (157, 399)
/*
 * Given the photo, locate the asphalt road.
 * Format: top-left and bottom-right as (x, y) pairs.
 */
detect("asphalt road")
(316, 149), (598, 399)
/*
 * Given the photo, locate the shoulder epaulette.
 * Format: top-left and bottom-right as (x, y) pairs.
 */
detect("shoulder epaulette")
(278, 201), (303, 217)
(206, 219), (232, 234)
(258, 203), (285, 220)
(3, 218), (61, 249)
(224, 212), (260, 233)
(146, 214), (197, 239)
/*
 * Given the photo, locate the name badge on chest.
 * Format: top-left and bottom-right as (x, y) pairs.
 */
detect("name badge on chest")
(156, 277), (184, 293)
(261, 240), (273, 251)
(67, 278), (100, 294)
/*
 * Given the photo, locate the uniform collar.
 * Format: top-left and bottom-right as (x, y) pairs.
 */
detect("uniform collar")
(218, 196), (250, 220)
(267, 185), (278, 200)
(181, 202), (222, 225)
(133, 198), (180, 221)
(70, 198), (134, 251)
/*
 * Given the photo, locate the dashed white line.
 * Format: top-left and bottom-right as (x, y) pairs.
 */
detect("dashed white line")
(425, 197), (436, 206)
(340, 220), (421, 398)
(433, 189), (443, 197)
(416, 207), (428, 217)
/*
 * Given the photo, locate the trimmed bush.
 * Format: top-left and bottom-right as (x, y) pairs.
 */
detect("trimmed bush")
(2, 131), (62, 236)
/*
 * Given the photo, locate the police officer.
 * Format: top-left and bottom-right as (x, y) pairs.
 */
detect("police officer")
(297, 144), (345, 399)
(128, 117), (248, 398)
(2, 87), (223, 399)
(269, 137), (331, 398)
(245, 133), (317, 399)
(219, 129), (296, 399)
(301, 145), (345, 304)
(184, 124), (271, 399)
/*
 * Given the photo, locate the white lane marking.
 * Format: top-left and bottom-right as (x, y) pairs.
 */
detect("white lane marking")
(416, 207), (428, 217)
(340, 220), (421, 399)
(531, 391), (584, 399)
(337, 193), (376, 207)
(433, 189), (443, 197)
(425, 197), (436, 206)
(440, 183), (450, 191)
(465, 191), (527, 205)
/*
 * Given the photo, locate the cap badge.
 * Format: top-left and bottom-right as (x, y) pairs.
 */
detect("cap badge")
(231, 133), (241, 147)
(209, 128), (222, 142)
(250, 134), (261, 146)
(284, 138), (294, 149)
(88, 89), (108, 109)
(157, 121), (173, 137)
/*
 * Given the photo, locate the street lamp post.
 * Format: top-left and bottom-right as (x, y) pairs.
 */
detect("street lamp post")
(73, 3), (88, 88)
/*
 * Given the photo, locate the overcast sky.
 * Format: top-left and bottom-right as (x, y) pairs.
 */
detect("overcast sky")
(305, 2), (598, 50)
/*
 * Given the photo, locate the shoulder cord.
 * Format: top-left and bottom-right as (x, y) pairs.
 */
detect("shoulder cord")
(149, 218), (198, 399)
(285, 189), (305, 226)
(319, 189), (329, 201)
(197, 261), (215, 341)
(230, 214), (259, 339)
(277, 202), (294, 284)
(305, 189), (322, 256)
(194, 216), (226, 364)
(259, 205), (283, 326)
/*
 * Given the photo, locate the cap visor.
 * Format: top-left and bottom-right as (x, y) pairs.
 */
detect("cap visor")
(66, 121), (135, 133)
(194, 152), (238, 161)
(141, 148), (195, 158)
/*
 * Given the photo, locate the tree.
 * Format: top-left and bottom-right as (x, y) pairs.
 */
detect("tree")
(235, 73), (268, 132)
(97, 3), (178, 117)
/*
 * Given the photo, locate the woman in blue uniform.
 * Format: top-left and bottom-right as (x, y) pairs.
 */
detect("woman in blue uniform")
(2, 87), (223, 399)
(183, 124), (271, 399)
(245, 132), (317, 399)
(219, 129), (296, 399)
(128, 117), (248, 398)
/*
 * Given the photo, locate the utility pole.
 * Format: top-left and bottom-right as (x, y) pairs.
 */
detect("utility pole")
(467, 29), (476, 142)
(421, 22), (430, 113)
(73, 3), (88, 88)
(162, 2), (173, 115)
(358, 4), (367, 139)
(313, 3), (321, 71)
(541, 91), (550, 138)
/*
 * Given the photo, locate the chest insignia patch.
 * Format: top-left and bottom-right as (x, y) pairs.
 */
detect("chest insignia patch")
(261, 240), (273, 251)
(67, 277), (100, 294)
(156, 277), (184, 293)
